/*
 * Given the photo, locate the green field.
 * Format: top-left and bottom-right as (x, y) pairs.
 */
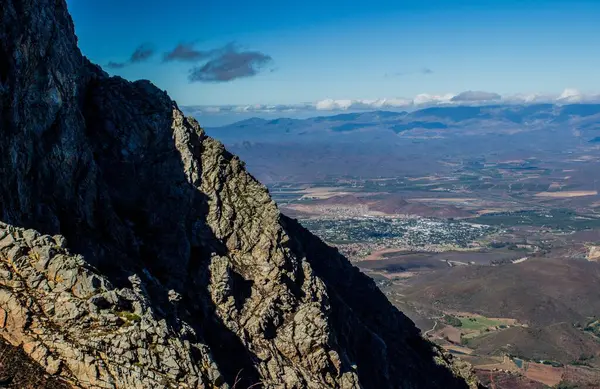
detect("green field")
(475, 209), (600, 230)
(459, 316), (504, 331)
(583, 319), (600, 337)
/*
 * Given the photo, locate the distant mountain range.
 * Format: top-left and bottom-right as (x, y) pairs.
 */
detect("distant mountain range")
(184, 89), (600, 123)
(203, 104), (600, 144)
(196, 104), (600, 183)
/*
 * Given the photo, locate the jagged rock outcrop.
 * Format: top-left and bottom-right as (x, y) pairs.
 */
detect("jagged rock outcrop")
(0, 0), (481, 388)
(0, 222), (226, 388)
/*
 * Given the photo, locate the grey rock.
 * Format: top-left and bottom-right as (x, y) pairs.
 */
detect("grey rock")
(22, 229), (41, 246)
(0, 1), (482, 389)
(53, 236), (68, 249)
(0, 234), (16, 251)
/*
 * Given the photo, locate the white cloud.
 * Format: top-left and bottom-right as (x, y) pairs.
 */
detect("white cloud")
(232, 105), (251, 112)
(503, 93), (548, 103)
(413, 93), (456, 105)
(185, 89), (600, 115)
(372, 98), (413, 108)
(314, 98), (414, 111)
(315, 99), (354, 111)
(557, 88), (583, 103)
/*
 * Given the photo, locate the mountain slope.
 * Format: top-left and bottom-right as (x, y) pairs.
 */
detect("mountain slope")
(0, 0), (479, 388)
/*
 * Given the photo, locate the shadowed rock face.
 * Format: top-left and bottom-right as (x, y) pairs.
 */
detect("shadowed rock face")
(0, 1), (480, 388)
(0, 337), (71, 388)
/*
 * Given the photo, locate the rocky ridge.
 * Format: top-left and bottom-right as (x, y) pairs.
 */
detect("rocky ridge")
(0, 0), (480, 388)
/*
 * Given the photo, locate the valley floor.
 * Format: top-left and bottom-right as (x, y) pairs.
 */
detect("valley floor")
(275, 156), (600, 388)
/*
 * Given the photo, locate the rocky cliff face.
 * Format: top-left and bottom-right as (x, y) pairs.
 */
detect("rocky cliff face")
(0, 0), (480, 388)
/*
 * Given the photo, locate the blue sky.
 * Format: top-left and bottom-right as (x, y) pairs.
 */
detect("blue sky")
(68, 0), (600, 110)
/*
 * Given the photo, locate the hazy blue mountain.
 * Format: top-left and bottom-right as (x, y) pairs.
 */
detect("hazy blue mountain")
(197, 104), (600, 183)
(203, 104), (600, 144)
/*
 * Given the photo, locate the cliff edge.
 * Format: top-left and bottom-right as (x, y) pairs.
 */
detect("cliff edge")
(0, 0), (480, 388)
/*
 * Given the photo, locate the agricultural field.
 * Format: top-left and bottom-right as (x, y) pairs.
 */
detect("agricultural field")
(458, 316), (507, 331)
(474, 209), (600, 231)
(258, 125), (600, 388)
